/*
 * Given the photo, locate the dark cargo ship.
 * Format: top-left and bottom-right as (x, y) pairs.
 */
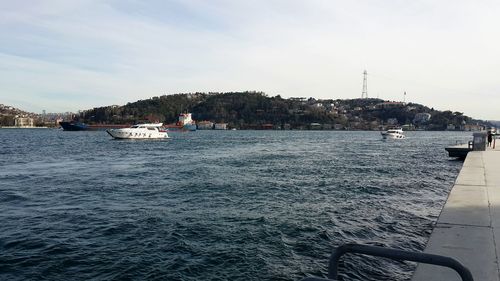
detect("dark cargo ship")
(59, 121), (129, 131)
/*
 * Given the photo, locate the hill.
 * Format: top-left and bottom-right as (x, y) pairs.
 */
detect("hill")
(78, 92), (491, 130)
(0, 104), (39, 126)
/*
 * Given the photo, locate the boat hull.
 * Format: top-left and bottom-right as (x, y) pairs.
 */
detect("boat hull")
(381, 133), (405, 139)
(183, 124), (197, 131)
(59, 121), (88, 131)
(165, 124), (197, 131)
(60, 122), (130, 131)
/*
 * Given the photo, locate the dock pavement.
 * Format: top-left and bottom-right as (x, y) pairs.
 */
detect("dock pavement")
(412, 146), (500, 281)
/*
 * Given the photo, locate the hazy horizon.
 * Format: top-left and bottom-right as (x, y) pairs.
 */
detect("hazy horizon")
(1, 1), (499, 120)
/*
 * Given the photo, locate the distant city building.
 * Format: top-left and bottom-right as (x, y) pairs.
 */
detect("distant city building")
(55, 118), (64, 126)
(14, 117), (35, 127)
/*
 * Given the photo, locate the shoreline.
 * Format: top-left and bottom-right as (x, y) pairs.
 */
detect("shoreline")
(412, 147), (500, 280)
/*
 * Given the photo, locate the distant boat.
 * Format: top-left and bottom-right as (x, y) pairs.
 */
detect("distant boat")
(106, 123), (169, 139)
(59, 121), (129, 131)
(59, 121), (88, 131)
(381, 128), (405, 139)
(164, 113), (197, 131)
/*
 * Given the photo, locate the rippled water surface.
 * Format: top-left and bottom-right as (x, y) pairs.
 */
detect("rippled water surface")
(0, 129), (470, 280)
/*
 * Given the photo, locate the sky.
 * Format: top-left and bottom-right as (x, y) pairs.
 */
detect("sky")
(0, 0), (499, 120)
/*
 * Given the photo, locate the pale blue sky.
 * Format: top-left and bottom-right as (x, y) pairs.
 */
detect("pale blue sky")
(1, 0), (499, 120)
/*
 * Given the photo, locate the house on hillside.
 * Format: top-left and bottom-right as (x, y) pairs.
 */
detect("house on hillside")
(376, 102), (407, 109)
(413, 113), (431, 124)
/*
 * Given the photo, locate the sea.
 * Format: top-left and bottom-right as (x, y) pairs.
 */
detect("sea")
(0, 129), (471, 281)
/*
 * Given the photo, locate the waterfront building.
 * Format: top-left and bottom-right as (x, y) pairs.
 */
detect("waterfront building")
(197, 121), (214, 130)
(463, 124), (486, 131)
(14, 117), (35, 127)
(214, 123), (227, 130)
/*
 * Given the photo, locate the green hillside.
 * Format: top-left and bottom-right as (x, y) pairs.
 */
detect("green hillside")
(76, 91), (489, 130)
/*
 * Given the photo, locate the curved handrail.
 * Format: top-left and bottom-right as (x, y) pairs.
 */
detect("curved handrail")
(328, 243), (473, 281)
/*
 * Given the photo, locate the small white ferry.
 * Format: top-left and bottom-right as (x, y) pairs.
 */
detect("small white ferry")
(381, 128), (405, 139)
(106, 123), (169, 139)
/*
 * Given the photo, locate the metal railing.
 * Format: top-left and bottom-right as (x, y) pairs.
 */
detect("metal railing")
(301, 243), (474, 281)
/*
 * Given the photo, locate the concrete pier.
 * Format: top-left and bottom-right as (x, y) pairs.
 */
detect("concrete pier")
(445, 143), (473, 159)
(412, 147), (500, 281)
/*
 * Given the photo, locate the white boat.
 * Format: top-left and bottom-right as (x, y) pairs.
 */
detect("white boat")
(106, 123), (169, 139)
(381, 128), (405, 139)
